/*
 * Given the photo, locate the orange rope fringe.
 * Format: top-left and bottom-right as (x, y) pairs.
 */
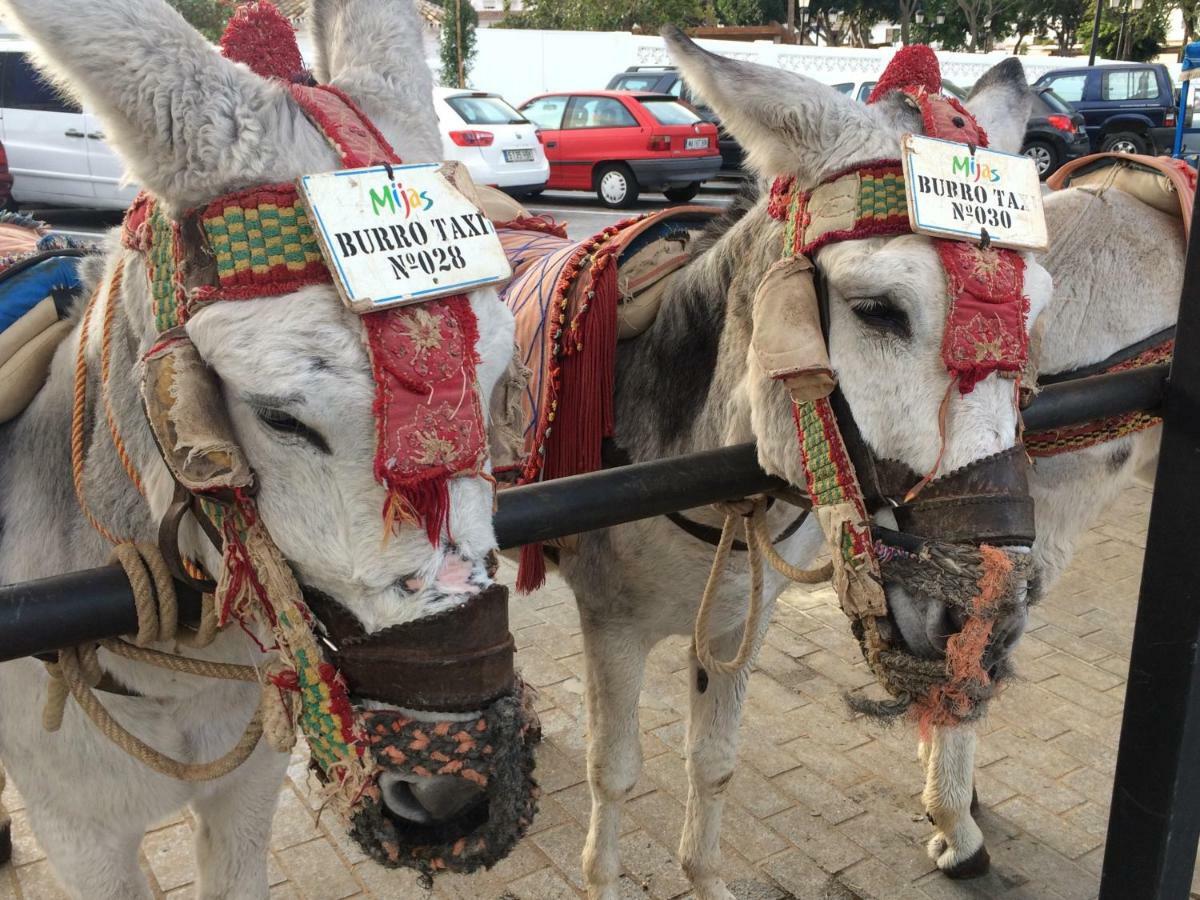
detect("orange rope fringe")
(913, 545), (1013, 736)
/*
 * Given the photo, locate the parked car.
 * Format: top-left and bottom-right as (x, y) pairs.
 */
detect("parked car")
(606, 66), (744, 172)
(1022, 86), (1090, 179)
(519, 91), (722, 208)
(433, 87), (549, 198)
(835, 79), (968, 102)
(0, 39), (136, 209)
(0, 140), (13, 212)
(1033, 63), (1177, 156)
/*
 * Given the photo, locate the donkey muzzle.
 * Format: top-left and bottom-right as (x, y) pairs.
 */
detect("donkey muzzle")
(305, 583), (541, 875)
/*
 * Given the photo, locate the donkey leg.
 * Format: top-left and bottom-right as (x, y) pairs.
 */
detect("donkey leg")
(24, 806), (152, 899)
(580, 617), (650, 900)
(679, 628), (754, 900)
(190, 745), (288, 900)
(921, 726), (988, 878)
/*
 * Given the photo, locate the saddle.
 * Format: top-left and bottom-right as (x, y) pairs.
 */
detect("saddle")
(1045, 152), (1196, 241)
(0, 215), (89, 425)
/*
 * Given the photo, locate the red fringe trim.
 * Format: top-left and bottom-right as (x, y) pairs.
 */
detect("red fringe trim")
(383, 477), (453, 547)
(492, 215), (569, 239)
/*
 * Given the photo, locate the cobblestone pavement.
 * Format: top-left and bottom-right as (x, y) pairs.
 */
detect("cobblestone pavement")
(1, 483), (1180, 899)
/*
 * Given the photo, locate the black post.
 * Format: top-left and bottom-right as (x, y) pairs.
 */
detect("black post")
(1099, 187), (1200, 897)
(1088, 0), (1104, 65)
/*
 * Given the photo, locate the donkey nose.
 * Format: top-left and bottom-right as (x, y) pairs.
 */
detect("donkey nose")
(380, 773), (485, 824)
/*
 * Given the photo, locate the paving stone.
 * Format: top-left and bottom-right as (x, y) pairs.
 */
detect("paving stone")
(764, 806), (867, 875)
(505, 867), (581, 899)
(10, 860), (70, 900)
(7, 809), (44, 866)
(992, 796), (1102, 860)
(275, 838), (361, 900)
(142, 822), (195, 892)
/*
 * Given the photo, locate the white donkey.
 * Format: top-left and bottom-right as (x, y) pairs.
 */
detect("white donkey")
(0, 0), (516, 897)
(916, 165), (1185, 872)
(557, 31), (1050, 899)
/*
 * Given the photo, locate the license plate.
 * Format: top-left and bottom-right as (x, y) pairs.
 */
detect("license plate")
(504, 149), (535, 162)
(685, 137), (710, 150)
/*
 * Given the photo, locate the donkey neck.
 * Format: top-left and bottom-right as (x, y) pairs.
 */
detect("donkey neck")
(1037, 186), (1183, 378)
(0, 252), (163, 586)
(612, 195), (781, 462)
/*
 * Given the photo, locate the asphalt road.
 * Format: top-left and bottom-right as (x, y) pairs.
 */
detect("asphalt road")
(25, 186), (740, 246)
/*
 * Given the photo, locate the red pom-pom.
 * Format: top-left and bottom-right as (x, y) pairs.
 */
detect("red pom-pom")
(867, 45), (941, 104)
(219, 1), (305, 83)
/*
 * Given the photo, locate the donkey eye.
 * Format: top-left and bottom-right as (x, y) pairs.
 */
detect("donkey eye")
(849, 297), (910, 338)
(253, 408), (331, 455)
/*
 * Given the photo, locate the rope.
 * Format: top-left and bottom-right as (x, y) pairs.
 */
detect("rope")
(41, 543), (297, 776)
(70, 268), (122, 545)
(98, 260), (145, 497)
(693, 497), (833, 677)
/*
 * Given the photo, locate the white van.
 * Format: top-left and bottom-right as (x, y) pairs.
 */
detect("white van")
(0, 38), (138, 209)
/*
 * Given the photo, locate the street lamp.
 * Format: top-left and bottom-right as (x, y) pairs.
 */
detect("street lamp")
(797, 0), (810, 45)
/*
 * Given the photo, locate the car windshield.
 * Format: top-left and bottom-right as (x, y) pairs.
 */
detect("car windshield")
(612, 74), (666, 92)
(1034, 87), (1075, 116)
(640, 98), (702, 125)
(446, 94), (526, 125)
(831, 82), (854, 95)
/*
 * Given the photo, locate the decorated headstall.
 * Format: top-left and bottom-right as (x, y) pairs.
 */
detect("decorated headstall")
(755, 46), (1039, 730)
(119, 3), (538, 875)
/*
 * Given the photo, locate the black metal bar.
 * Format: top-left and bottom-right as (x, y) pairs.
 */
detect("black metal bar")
(1022, 364), (1167, 432)
(1099, 187), (1200, 898)
(0, 567), (203, 662)
(0, 365), (1173, 665)
(492, 442), (785, 549)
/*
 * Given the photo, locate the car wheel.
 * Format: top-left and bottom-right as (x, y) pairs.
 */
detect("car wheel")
(595, 164), (639, 209)
(663, 183), (701, 203)
(1100, 131), (1148, 155)
(1022, 140), (1059, 180)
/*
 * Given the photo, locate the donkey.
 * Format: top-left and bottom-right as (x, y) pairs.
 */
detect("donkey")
(0, 0), (518, 897)
(552, 31), (1051, 900)
(915, 167), (1185, 872)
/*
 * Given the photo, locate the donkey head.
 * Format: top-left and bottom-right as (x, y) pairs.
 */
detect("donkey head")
(666, 32), (1048, 680)
(3, 0), (518, 853)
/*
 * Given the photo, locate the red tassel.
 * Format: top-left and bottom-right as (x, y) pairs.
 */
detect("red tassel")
(385, 477), (452, 546)
(542, 255), (618, 481)
(517, 543), (547, 593)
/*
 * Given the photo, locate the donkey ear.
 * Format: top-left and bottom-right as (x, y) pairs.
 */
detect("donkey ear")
(965, 59), (1033, 155)
(662, 25), (873, 185)
(0, 0), (318, 212)
(309, 0), (441, 162)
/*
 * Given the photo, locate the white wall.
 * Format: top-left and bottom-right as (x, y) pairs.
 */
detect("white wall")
(471, 28), (1097, 106)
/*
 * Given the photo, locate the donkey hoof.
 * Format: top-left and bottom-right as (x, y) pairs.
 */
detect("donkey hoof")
(926, 833), (947, 861)
(0, 819), (11, 866)
(941, 844), (990, 880)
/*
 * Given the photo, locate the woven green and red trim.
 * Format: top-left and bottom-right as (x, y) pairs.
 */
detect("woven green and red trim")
(199, 184), (328, 295)
(791, 399), (875, 564)
(771, 161), (911, 258)
(1027, 338), (1174, 458)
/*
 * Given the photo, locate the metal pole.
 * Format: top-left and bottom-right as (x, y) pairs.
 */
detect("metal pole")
(0, 367), (1170, 664)
(1118, 8), (1128, 61)
(1088, 0), (1104, 65)
(1099, 186), (1200, 898)
(786, 0), (795, 42)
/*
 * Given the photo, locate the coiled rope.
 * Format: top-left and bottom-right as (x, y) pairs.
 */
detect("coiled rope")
(693, 496), (831, 676)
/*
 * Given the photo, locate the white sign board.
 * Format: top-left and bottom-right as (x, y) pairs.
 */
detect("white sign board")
(901, 134), (1048, 252)
(298, 162), (512, 313)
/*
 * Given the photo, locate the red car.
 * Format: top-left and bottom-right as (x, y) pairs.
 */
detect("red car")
(519, 90), (721, 208)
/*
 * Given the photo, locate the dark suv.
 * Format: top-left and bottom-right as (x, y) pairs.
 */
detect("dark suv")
(1033, 63), (1177, 156)
(606, 66), (744, 172)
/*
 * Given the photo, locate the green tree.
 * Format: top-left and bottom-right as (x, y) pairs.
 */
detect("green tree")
(166, 0), (234, 41)
(714, 0), (787, 25)
(440, 0), (478, 88)
(1083, 0), (1169, 60)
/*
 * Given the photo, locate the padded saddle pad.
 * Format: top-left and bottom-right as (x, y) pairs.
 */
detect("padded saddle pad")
(1047, 153), (1197, 241)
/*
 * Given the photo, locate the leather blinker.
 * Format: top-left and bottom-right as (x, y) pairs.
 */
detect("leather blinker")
(751, 256), (836, 403)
